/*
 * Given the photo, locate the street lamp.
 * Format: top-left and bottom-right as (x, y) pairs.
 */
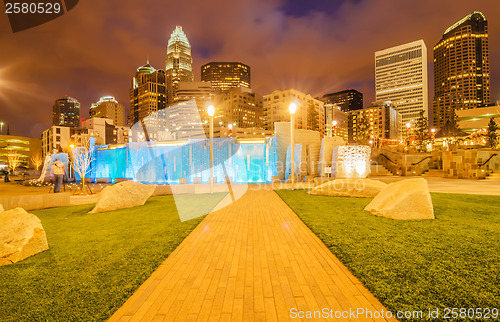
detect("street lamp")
(207, 105), (215, 194)
(289, 103), (297, 189)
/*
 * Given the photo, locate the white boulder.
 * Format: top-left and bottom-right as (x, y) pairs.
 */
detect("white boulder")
(364, 178), (434, 220)
(89, 181), (156, 214)
(0, 208), (49, 266)
(309, 178), (387, 197)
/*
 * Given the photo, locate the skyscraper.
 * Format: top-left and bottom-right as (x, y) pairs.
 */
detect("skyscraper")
(321, 89), (363, 112)
(165, 26), (194, 104)
(375, 40), (428, 130)
(433, 11), (490, 129)
(52, 96), (80, 128)
(201, 62), (251, 93)
(128, 63), (167, 126)
(90, 96), (126, 126)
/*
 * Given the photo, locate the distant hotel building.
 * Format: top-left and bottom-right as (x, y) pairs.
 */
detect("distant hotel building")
(433, 11), (490, 129)
(52, 96), (80, 128)
(263, 89), (325, 136)
(90, 96), (126, 126)
(201, 62), (251, 93)
(321, 89), (363, 112)
(347, 101), (401, 143)
(214, 87), (263, 128)
(128, 63), (167, 127)
(165, 26), (194, 104)
(375, 40), (428, 130)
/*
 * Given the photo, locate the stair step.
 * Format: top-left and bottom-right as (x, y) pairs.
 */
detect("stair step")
(369, 165), (393, 176)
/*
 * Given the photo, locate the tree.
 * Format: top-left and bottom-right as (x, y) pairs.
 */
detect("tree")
(356, 115), (370, 145)
(485, 117), (499, 148)
(7, 152), (21, 172)
(415, 110), (430, 152)
(70, 136), (95, 193)
(307, 101), (319, 131)
(31, 152), (44, 170)
(448, 109), (462, 143)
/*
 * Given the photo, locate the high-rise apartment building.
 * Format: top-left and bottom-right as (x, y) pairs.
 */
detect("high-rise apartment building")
(213, 87), (263, 128)
(321, 89), (363, 112)
(52, 96), (80, 128)
(165, 26), (194, 104)
(375, 40), (428, 130)
(263, 89), (325, 135)
(324, 104), (348, 139)
(201, 62), (251, 93)
(433, 11), (490, 129)
(90, 96), (126, 126)
(128, 63), (167, 127)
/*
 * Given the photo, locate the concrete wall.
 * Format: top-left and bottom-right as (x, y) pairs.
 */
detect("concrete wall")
(0, 193), (71, 211)
(442, 149), (500, 179)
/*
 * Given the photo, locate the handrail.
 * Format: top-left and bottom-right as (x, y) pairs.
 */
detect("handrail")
(411, 155), (432, 166)
(478, 153), (498, 167)
(379, 153), (398, 164)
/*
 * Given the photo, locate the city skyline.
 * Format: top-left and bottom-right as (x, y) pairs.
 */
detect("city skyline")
(0, 0), (499, 137)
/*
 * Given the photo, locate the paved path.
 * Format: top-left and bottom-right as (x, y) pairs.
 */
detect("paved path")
(110, 185), (395, 321)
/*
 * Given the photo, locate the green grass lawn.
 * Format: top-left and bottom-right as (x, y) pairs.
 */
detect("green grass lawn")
(276, 190), (500, 321)
(0, 193), (226, 322)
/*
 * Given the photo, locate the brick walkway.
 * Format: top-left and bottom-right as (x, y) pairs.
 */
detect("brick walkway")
(110, 185), (396, 321)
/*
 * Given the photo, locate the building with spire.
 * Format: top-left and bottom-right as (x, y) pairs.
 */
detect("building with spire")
(433, 11), (490, 129)
(165, 26), (194, 105)
(128, 62), (167, 127)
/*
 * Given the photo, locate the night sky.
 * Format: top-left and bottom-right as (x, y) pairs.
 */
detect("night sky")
(0, 0), (499, 137)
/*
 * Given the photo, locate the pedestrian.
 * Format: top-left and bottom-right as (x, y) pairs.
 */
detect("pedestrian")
(51, 158), (65, 193)
(3, 166), (10, 182)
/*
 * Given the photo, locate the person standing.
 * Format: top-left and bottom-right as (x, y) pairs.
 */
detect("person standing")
(3, 166), (10, 182)
(51, 159), (65, 193)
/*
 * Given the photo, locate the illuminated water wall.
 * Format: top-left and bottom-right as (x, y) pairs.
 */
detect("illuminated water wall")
(88, 137), (278, 184)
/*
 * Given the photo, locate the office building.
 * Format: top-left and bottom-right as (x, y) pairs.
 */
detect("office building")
(213, 87), (263, 128)
(128, 63), (167, 127)
(165, 26), (194, 104)
(201, 62), (251, 93)
(52, 96), (81, 128)
(347, 101), (401, 143)
(375, 40), (428, 131)
(263, 89), (325, 135)
(433, 11), (490, 129)
(90, 96), (126, 126)
(321, 89), (363, 112)
(325, 104), (348, 139)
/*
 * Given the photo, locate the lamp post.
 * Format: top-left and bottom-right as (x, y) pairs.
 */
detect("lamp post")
(289, 103), (297, 190)
(207, 105), (215, 194)
(332, 120), (337, 137)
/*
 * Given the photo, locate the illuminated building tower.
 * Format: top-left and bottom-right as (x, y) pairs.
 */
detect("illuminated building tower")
(90, 96), (126, 126)
(213, 87), (263, 128)
(201, 62), (251, 93)
(433, 11), (490, 129)
(52, 96), (80, 128)
(347, 101), (401, 143)
(128, 63), (167, 127)
(375, 40), (428, 132)
(165, 26), (194, 104)
(321, 89), (363, 112)
(263, 89), (325, 135)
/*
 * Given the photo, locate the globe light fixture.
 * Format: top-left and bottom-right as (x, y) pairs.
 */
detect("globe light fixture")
(207, 105), (215, 117)
(289, 102), (297, 114)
